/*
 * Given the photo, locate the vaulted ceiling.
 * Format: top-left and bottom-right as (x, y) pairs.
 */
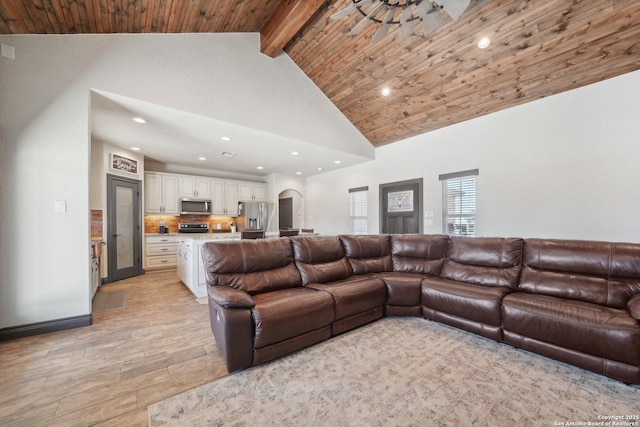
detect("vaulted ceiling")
(2, 0), (639, 147)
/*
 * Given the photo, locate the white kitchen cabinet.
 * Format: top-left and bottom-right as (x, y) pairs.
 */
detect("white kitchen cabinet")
(145, 235), (178, 269)
(212, 179), (238, 215)
(145, 172), (179, 214)
(179, 175), (211, 199)
(176, 237), (185, 282)
(238, 181), (268, 202)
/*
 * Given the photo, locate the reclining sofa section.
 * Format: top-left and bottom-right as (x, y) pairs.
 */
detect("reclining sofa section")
(202, 234), (640, 384)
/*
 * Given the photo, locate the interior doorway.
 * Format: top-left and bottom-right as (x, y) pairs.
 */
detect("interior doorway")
(279, 197), (293, 229)
(106, 174), (143, 282)
(380, 178), (423, 234)
(278, 189), (303, 230)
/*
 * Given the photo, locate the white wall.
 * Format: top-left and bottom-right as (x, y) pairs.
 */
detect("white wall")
(0, 33), (366, 330)
(306, 69), (640, 243)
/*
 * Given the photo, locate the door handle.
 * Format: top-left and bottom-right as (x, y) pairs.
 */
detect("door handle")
(113, 234), (121, 237)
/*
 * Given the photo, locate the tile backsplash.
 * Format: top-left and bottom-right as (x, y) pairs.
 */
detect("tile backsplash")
(91, 210), (103, 238)
(144, 215), (235, 234)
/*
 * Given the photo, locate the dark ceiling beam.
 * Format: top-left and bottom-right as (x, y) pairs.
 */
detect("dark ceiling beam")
(260, 0), (327, 58)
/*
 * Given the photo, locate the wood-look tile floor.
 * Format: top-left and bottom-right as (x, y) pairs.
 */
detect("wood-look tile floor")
(0, 270), (228, 427)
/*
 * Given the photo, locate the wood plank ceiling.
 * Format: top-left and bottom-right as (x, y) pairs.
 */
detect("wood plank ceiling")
(1, 0), (639, 147)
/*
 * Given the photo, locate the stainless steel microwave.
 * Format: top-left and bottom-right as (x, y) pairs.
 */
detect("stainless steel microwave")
(180, 198), (212, 215)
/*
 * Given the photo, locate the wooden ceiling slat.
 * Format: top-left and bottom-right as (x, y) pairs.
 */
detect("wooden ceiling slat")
(149, 0), (166, 32)
(19, 0), (50, 33)
(84, 0), (102, 33)
(361, 19), (640, 144)
(304, 0), (640, 144)
(70, 0), (87, 33)
(0, 1), (37, 33)
(40, 0), (63, 33)
(141, 0), (154, 33)
(182, 0), (201, 33)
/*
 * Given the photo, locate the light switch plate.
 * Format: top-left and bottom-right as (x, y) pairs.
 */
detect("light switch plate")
(1, 43), (15, 59)
(54, 200), (67, 213)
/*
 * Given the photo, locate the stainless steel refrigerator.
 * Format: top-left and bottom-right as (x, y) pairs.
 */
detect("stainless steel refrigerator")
(236, 202), (275, 231)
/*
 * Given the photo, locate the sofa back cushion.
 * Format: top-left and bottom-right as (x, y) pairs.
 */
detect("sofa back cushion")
(390, 234), (450, 275)
(291, 236), (352, 285)
(520, 239), (640, 309)
(339, 234), (393, 274)
(441, 237), (523, 289)
(202, 237), (301, 294)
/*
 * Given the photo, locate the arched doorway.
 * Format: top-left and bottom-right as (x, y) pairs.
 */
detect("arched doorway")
(278, 189), (303, 230)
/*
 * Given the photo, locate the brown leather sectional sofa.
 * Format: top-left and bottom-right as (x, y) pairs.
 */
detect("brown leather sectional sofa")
(202, 234), (640, 384)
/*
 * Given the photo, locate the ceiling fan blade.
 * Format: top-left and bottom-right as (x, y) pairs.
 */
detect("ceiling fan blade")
(436, 0), (471, 20)
(350, 2), (385, 35)
(331, 0), (376, 20)
(416, 2), (445, 36)
(396, 6), (415, 43)
(371, 7), (396, 43)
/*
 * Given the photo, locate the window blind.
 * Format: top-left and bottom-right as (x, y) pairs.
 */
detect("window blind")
(349, 187), (368, 235)
(440, 171), (477, 236)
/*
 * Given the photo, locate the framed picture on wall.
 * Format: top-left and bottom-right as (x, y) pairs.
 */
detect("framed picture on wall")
(110, 153), (139, 176)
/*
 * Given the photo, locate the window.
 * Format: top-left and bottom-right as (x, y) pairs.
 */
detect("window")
(349, 186), (368, 235)
(439, 169), (478, 237)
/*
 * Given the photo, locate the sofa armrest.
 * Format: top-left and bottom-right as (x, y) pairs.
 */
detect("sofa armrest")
(627, 294), (640, 321)
(208, 286), (255, 309)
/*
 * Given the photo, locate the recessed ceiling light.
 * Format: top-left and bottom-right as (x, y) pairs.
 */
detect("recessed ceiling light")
(291, 151), (299, 156)
(334, 160), (342, 164)
(317, 167), (324, 171)
(296, 172), (302, 175)
(130, 147), (141, 151)
(257, 166), (264, 170)
(221, 136), (232, 141)
(381, 87), (391, 97)
(221, 151), (236, 157)
(132, 117), (146, 124)
(198, 157), (206, 161)
(477, 37), (491, 49)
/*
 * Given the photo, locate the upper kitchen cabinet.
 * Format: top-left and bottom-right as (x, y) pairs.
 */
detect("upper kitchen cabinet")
(145, 172), (179, 214)
(238, 181), (268, 202)
(211, 179), (239, 215)
(179, 175), (211, 199)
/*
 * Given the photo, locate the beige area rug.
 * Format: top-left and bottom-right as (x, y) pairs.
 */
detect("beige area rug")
(148, 317), (640, 426)
(92, 290), (125, 312)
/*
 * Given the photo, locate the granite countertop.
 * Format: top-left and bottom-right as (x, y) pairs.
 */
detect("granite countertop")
(144, 231), (314, 240)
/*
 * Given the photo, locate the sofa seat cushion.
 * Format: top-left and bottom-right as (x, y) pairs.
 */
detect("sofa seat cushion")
(308, 277), (386, 320)
(376, 273), (424, 307)
(252, 288), (335, 349)
(422, 277), (512, 326)
(502, 293), (640, 366)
